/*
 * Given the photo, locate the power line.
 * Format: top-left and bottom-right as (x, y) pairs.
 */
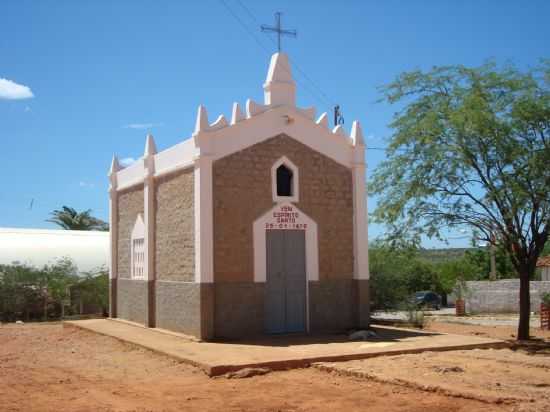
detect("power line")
(367, 146), (407, 152)
(220, 0), (335, 109)
(236, 0), (335, 107)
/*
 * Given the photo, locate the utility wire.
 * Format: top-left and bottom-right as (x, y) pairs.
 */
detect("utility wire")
(235, 0), (335, 107)
(219, 0), (335, 110)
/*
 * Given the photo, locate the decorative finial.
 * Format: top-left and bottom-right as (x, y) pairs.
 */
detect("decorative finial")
(263, 53), (296, 106)
(231, 102), (244, 125)
(144, 134), (157, 156)
(351, 121), (365, 146)
(194, 105), (209, 135)
(109, 155), (120, 175)
(316, 112), (328, 129)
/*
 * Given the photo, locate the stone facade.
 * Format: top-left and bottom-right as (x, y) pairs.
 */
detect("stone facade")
(213, 134), (354, 283)
(109, 52), (370, 340)
(461, 280), (550, 313)
(117, 186), (144, 279)
(156, 281), (213, 337)
(214, 282), (265, 339)
(117, 278), (148, 324)
(309, 279), (356, 332)
(155, 169), (195, 282)
(209, 134), (359, 338)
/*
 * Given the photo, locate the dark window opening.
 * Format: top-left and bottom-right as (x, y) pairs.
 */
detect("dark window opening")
(276, 165), (293, 197)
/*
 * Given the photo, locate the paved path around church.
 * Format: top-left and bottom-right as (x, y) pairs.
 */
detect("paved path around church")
(64, 318), (507, 376)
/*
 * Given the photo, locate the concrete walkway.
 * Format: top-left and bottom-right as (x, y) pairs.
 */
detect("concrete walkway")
(64, 319), (507, 377)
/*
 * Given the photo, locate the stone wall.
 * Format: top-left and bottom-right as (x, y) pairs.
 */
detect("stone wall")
(309, 279), (356, 332)
(213, 134), (354, 283)
(155, 281), (201, 335)
(463, 280), (550, 313)
(117, 186), (144, 279)
(155, 169), (195, 282)
(117, 278), (148, 324)
(214, 282), (265, 339)
(213, 280), (363, 339)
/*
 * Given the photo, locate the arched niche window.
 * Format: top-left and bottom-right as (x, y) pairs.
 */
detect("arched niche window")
(271, 156), (299, 203)
(130, 214), (146, 280)
(276, 165), (293, 197)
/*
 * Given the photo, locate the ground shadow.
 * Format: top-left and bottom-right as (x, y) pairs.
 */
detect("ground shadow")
(212, 325), (442, 347)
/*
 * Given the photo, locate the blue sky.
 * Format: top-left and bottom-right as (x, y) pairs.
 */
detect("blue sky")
(1, 0), (549, 248)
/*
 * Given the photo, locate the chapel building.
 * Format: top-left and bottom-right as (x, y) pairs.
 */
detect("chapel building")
(108, 52), (370, 340)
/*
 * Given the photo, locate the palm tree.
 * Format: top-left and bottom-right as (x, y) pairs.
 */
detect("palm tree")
(47, 206), (109, 231)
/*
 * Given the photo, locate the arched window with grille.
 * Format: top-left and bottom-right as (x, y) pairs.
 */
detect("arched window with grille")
(130, 214), (146, 280)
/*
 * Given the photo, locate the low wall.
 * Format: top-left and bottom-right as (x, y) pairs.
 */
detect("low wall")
(459, 280), (550, 313)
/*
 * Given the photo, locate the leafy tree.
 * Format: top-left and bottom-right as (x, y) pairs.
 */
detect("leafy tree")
(47, 206), (108, 231)
(436, 258), (480, 295)
(462, 245), (515, 280)
(0, 264), (42, 322)
(41, 258), (79, 319)
(369, 244), (444, 310)
(369, 246), (410, 310)
(76, 268), (109, 314)
(372, 61), (550, 340)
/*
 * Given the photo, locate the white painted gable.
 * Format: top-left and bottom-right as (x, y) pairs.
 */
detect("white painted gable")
(111, 52), (366, 190)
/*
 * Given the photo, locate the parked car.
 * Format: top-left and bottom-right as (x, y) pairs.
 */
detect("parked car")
(413, 291), (442, 310)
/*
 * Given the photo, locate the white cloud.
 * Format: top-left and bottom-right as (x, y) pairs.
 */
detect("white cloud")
(123, 122), (163, 130)
(79, 181), (95, 188)
(120, 157), (136, 167)
(0, 78), (34, 100)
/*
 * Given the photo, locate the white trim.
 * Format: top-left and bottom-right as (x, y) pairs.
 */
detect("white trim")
(108, 185), (118, 280)
(201, 105), (355, 167)
(130, 214), (146, 280)
(143, 143), (156, 282)
(113, 106), (359, 191)
(112, 52), (366, 192)
(352, 146), (369, 280)
(253, 203), (318, 283)
(194, 156), (214, 283)
(271, 156), (299, 203)
(143, 179), (155, 282)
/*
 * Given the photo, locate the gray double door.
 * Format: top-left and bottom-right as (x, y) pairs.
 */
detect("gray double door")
(265, 230), (307, 334)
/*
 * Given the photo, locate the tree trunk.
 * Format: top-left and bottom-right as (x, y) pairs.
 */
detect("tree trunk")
(43, 294), (48, 322)
(517, 269), (531, 340)
(489, 243), (497, 281)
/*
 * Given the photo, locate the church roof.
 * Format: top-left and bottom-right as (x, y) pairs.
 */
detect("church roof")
(110, 52), (366, 191)
(0, 228), (108, 272)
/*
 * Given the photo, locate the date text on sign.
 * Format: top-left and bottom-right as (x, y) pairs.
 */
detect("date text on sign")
(265, 205), (308, 230)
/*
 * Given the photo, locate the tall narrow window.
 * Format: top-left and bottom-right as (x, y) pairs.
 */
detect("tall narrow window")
(276, 165), (293, 197)
(271, 157), (299, 203)
(132, 238), (145, 280)
(130, 214), (146, 280)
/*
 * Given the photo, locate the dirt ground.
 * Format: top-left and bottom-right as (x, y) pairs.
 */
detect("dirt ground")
(425, 318), (550, 341)
(0, 322), (548, 412)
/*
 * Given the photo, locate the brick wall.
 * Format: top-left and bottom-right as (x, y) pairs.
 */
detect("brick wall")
(213, 134), (354, 282)
(155, 169), (195, 282)
(117, 186), (144, 279)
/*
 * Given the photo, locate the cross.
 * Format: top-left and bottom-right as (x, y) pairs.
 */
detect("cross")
(261, 12), (297, 52)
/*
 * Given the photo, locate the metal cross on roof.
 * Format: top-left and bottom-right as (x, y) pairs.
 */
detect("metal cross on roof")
(261, 12), (297, 52)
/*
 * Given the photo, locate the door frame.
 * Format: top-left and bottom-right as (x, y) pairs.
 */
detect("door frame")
(253, 202), (319, 333)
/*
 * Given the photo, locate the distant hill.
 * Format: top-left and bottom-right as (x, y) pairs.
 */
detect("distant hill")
(418, 248), (476, 263)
